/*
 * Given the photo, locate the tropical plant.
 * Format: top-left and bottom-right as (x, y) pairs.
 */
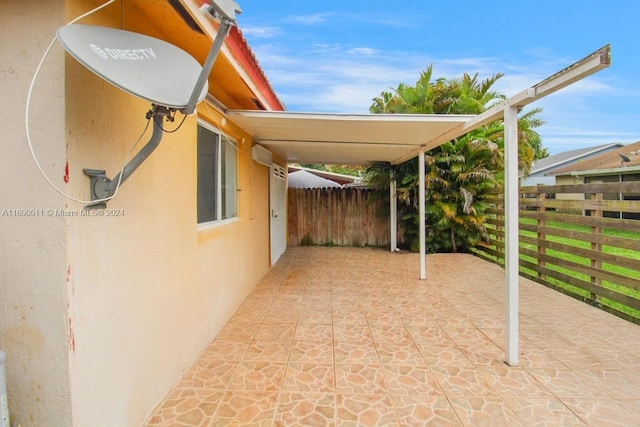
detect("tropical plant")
(366, 65), (546, 252)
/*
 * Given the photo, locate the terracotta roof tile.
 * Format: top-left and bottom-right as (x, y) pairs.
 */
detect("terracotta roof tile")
(227, 26), (285, 111)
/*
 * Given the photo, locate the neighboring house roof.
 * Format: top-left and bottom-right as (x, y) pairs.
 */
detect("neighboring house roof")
(553, 140), (640, 176)
(288, 170), (343, 188)
(529, 143), (623, 176)
(288, 165), (362, 186)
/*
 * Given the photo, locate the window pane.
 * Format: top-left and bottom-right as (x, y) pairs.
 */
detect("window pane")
(197, 126), (219, 223)
(221, 136), (238, 219)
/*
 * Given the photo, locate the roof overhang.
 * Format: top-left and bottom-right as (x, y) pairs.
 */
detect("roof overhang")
(130, 0), (284, 111)
(227, 111), (474, 164)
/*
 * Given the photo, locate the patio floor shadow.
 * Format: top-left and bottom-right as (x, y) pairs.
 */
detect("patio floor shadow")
(146, 247), (640, 426)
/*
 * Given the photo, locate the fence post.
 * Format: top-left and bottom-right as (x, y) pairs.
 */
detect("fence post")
(590, 191), (603, 304)
(537, 186), (547, 281)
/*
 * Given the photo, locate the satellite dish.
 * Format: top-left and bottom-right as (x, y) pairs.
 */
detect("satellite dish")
(56, 24), (208, 109)
(618, 153), (631, 163)
(52, 1), (242, 207)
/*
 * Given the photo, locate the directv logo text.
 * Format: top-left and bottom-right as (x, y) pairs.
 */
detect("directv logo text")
(90, 44), (157, 60)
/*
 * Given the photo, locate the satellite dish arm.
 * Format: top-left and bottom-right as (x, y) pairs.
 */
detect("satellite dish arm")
(109, 112), (164, 190)
(83, 106), (168, 206)
(182, 19), (233, 115)
(182, 1), (242, 115)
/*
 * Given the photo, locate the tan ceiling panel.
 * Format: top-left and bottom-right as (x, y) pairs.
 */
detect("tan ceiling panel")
(227, 110), (474, 164)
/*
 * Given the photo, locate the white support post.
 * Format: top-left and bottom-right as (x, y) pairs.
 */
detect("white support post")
(504, 105), (519, 366)
(390, 176), (397, 252)
(419, 150), (426, 280)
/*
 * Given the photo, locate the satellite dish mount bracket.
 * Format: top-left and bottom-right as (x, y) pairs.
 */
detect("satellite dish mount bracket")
(83, 105), (172, 208)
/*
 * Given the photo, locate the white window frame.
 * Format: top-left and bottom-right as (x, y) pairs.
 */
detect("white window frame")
(197, 120), (238, 227)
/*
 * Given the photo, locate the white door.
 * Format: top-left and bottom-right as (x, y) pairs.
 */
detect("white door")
(270, 165), (287, 265)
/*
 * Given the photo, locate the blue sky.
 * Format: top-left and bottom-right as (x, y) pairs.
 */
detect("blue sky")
(235, 0), (640, 155)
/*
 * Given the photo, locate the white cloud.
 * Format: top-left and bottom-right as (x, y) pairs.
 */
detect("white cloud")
(241, 26), (282, 38)
(285, 13), (332, 25)
(347, 47), (378, 56)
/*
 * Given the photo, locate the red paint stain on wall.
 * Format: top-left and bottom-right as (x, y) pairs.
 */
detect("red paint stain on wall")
(68, 317), (76, 352)
(63, 161), (70, 183)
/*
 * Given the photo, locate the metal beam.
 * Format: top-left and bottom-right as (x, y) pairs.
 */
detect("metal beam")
(460, 88), (536, 133)
(256, 140), (416, 148)
(533, 45), (611, 98)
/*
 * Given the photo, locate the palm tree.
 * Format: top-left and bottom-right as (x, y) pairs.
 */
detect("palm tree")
(372, 67), (505, 115)
(366, 65), (545, 252)
(371, 65), (436, 114)
(425, 131), (501, 252)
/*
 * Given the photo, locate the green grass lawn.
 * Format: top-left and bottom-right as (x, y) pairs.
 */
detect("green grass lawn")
(491, 218), (640, 320)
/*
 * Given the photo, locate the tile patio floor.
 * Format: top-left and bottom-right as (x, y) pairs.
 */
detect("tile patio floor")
(146, 247), (640, 426)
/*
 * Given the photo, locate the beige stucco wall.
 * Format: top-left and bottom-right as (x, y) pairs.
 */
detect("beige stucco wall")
(1, 1), (272, 426)
(555, 175), (585, 200)
(0, 0), (72, 425)
(64, 7), (272, 427)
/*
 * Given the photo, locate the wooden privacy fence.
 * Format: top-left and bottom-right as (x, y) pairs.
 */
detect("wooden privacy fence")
(288, 188), (390, 247)
(472, 182), (640, 323)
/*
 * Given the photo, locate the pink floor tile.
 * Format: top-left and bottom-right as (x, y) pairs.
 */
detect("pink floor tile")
(145, 247), (640, 426)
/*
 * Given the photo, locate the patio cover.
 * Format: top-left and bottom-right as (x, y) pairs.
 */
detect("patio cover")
(226, 111), (474, 165)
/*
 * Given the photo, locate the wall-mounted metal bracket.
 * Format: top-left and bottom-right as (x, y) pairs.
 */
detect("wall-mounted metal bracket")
(83, 168), (110, 209)
(83, 105), (170, 208)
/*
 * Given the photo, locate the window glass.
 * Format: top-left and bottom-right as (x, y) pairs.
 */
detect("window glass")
(197, 126), (218, 223)
(221, 135), (238, 219)
(197, 124), (238, 224)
